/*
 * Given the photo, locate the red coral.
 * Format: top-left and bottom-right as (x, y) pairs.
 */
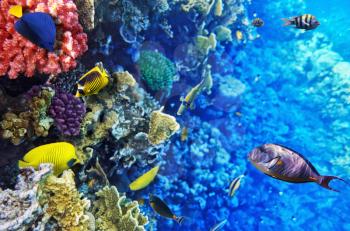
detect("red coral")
(0, 0), (88, 79)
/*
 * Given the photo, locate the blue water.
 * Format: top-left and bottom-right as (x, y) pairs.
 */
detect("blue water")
(153, 0), (350, 230)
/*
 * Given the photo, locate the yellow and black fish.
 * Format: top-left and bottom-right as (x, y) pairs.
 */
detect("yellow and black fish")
(75, 64), (109, 97)
(282, 14), (320, 30)
(18, 142), (81, 175)
(228, 175), (244, 197)
(149, 194), (185, 224)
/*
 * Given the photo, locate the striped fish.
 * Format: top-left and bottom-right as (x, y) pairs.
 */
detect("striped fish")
(282, 14), (320, 30)
(228, 175), (244, 197)
(75, 65), (109, 97)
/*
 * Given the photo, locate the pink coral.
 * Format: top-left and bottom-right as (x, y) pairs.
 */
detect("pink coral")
(0, 0), (88, 79)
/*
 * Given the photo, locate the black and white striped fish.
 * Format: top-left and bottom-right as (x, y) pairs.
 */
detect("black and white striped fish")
(282, 14), (320, 30)
(228, 175), (244, 197)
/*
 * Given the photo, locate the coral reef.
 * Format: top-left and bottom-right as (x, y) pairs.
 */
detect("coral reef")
(75, 0), (95, 31)
(0, 164), (52, 231)
(0, 112), (30, 145)
(138, 50), (177, 92)
(148, 107), (180, 145)
(93, 186), (148, 231)
(49, 91), (86, 136)
(0, 0), (88, 79)
(38, 169), (91, 230)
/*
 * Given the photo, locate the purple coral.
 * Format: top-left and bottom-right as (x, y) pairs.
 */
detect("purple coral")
(49, 91), (86, 136)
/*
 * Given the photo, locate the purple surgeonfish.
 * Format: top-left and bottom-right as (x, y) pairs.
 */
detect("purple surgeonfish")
(248, 144), (346, 192)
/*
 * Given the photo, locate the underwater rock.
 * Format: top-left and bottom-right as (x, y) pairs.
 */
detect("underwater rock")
(0, 164), (52, 231)
(148, 107), (180, 145)
(38, 169), (91, 230)
(0, 0), (88, 79)
(92, 186), (148, 231)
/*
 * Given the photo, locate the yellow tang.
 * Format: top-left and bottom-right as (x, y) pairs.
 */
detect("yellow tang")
(9, 5), (23, 18)
(75, 65), (109, 97)
(18, 142), (81, 175)
(129, 166), (160, 191)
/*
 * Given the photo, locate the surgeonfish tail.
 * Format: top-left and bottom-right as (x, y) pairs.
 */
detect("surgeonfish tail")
(281, 18), (291, 26)
(318, 176), (346, 192)
(18, 160), (31, 169)
(174, 216), (185, 225)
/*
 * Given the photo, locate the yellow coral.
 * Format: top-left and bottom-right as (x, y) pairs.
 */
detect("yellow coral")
(148, 107), (180, 145)
(214, 25), (232, 42)
(195, 33), (217, 55)
(93, 186), (148, 231)
(112, 71), (137, 92)
(0, 112), (30, 145)
(38, 170), (91, 231)
(214, 0), (223, 16)
(181, 0), (214, 15)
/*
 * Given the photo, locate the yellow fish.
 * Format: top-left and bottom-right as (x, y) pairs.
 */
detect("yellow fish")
(236, 30), (243, 41)
(75, 64), (109, 97)
(180, 127), (189, 142)
(18, 142), (80, 175)
(9, 5), (23, 18)
(129, 166), (160, 191)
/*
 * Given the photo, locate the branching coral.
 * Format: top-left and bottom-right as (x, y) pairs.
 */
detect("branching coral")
(93, 186), (148, 231)
(148, 107), (180, 145)
(49, 91), (86, 136)
(38, 169), (91, 231)
(0, 0), (88, 79)
(138, 50), (177, 92)
(0, 164), (52, 231)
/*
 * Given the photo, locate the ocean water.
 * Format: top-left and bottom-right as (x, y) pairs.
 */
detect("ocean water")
(0, 0), (350, 230)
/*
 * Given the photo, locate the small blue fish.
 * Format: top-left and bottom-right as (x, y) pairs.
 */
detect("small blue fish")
(15, 12), (56, 51)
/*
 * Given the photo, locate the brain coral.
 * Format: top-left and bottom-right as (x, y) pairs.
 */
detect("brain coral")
(0, 0), (88, 79)
(138, 50), (176, 92)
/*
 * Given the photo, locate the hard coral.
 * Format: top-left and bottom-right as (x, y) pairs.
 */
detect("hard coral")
(0, 164), (52, 231)
(138, 50), (176, 92)
(148, 107), (180, 145)
(0, 111), (31, 145)
(93, 186), (148, 231)
(49, 91), (86, 136)
(0, 0), (88, 79)
(38, 170), (91, 231)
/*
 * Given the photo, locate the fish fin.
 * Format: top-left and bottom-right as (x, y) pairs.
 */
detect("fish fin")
(281, 18), (292, 26)
(9, 5), (23, 18)
(18, 160), (32, 169)
(318, 176), (346, 192)
(174, 216), (185, 225)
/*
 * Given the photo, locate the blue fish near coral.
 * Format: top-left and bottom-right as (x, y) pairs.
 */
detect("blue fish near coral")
(12, 7), (56, 51)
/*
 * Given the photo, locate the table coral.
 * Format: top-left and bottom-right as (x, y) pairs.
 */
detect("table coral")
(49, 91), (86, 136)
(0, 0), (88, 79)
(93, 186), (148, 231)
(0, 164), (52, 231)
(138, 50), (177, 92)
(38, 169), (91, 231)
(148, 107), (180, 145)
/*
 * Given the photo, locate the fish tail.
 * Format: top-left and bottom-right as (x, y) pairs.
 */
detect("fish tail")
(174, 216), (185, 225)
(318, 175), (346, 192)
(18, 160), (32, 169)
(281, 18), (292, 26)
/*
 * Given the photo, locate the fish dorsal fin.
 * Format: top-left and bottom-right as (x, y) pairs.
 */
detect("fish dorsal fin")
(9, 5), (23, 18)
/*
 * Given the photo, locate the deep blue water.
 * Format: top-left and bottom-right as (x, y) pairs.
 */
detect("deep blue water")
(154, 0), (350, 230)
